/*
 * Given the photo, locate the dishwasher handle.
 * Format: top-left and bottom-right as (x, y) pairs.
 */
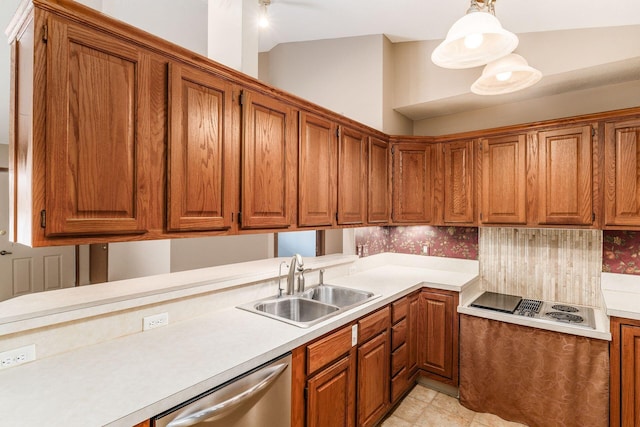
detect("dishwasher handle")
(166, 361), (289, 427)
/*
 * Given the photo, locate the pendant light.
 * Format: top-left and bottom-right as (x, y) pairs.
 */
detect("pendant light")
(258, 0), (271, 28)
(431, 0), (518, 69)
(471, 54), (542, 95)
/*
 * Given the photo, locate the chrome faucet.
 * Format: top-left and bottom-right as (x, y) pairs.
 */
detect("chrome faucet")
(286, 254), (304, 295)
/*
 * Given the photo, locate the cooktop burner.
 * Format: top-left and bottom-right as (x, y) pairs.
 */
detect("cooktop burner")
(551, 304), (579, 313)
(545, 311), (584, 323)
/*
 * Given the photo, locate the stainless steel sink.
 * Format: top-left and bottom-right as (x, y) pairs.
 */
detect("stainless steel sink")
(237, 284), (379, 328)
(301, 284), (374, 308)
(255, 297), (339, 322)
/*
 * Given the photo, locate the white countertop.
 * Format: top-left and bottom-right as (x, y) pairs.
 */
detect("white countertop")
(601, 272), (640, 321)
(0, 261), (478, 427)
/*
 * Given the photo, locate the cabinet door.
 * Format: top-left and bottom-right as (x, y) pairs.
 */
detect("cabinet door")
(392, 143), (436, 223)
(480, 134), (527, 224)
(298, 112), (337, 227)
(357, 332), (390, 427)
(621, 325), (640, 427)
(407, 292), (419, 375)
(167, 63), (235, 231)
(307, 354), (356, 427)
(368, 137), (390, 224)
(46, 17), (150, 236)
(443, 140), (475, 224)
(241, 90), (297, 229)
(604, 119), (640, 227)
(537, 125), (593, 225)
(337, 126), (367, 225)
(418, 289), (458, 385)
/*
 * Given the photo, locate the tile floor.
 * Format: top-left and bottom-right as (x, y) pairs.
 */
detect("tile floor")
(380, 384), (528, 427)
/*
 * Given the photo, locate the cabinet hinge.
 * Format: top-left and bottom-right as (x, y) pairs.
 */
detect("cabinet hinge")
(336, 127), (341, 138)
(479, 142), (483, 151)
(42, 24), (48, 43)
(592, 127), (596, 137)
(592, 212), (596, 222)
(391, 146), (395, 155)
(239, 91), (245, 106)
(40, 210), (46, 228)
(479, 212), (483, 221)
(304, 387), (308, 400)
(238, 212), (242, 226)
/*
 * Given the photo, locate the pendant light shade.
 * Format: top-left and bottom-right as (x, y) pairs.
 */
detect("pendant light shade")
(431, 10), (519, 69)
(471, 54), (542, 95)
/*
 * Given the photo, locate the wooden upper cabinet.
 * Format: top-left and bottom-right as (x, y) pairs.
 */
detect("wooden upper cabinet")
(337, 126), (367, 225)
(392, 143), (436, 223)
(480, 134), (527, 224)
(604, 119), (640, 227)
(240, 90), (297, 229)
(298, 112), (337, 227)
(45, 16), (150, 236)
(167, 63), (235, 231)
(368, 137), (391, 224)
(442, 140), (475, 224)
(536, 125), (593, 225)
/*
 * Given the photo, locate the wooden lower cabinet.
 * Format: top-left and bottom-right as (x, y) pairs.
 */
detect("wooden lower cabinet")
(610, 316), (640, 427)
(390, 292), (420, 403)
(356, 308), (390, 427)
(307, 354), (357, 427)
(293, 291), (459, 427)
(417, 288), (459, 386)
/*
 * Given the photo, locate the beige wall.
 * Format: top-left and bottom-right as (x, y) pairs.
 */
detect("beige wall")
(170, 234), (274, 272)
(261, 35), (386, 131)
(383, 36), (412, 135)
(413, 80), (640, 136)
(0, 144), (7, 168)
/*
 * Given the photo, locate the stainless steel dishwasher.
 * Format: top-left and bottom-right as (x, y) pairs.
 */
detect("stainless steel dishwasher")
(153, 353), (291, 427)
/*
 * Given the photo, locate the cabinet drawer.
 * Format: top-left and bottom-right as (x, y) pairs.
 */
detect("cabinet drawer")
(392, 297), (408, 323)
(391, 342), (407, 376)
(307, 325), (353, 375)
(358, 306), (390, 345)
(391, 318), (407, 350)
(391, 367), (408, 402)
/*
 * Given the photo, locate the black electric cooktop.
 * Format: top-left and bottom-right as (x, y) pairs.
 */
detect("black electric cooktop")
(470, 291), (523, 314)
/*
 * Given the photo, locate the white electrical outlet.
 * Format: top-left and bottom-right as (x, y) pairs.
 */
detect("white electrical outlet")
(0, 344), (36, 369)
(143, 312), (169, 331)
(351, 324), (358, 346)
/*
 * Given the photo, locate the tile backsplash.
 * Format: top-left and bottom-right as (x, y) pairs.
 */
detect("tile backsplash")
(354, 226), (479, 260)
(603, 230), (640, 275)
(480, 228), (602, 307)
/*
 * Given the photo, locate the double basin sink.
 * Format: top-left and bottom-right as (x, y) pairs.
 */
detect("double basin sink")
(238, 284), (379, 328)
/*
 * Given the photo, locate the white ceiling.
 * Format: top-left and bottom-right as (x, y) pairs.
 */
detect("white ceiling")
(258, 0), (640, 52)
(258, 0), (640, 126)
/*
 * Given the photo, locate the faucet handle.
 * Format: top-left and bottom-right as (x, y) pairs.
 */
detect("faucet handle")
(278, 261), (288, 297)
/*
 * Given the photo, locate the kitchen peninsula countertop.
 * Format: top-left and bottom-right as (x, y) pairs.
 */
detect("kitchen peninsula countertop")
(0, 254), (478, 427)
(601, 272), (640, 321)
